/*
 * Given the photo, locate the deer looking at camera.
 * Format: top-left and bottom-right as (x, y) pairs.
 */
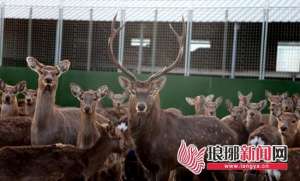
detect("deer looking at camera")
(70, 83), (111, 149)
(109, 15), (237, 181)
(185, 94), (214, 115)
(203, 96), (222, 117)
(22, 88), (37, 117)
(0, 80), (26, 119)
(26, 57), (81, 145)
(237, 91), (253, 107)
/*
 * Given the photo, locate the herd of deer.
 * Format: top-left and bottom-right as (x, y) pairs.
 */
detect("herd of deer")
(0, 16), (299, 181)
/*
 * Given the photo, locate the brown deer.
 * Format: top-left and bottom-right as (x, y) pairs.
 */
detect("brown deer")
(243, 100), (268, 133)
(0, 79), (26, 119)
(274, 111), (300, 147)
(26, 57), (81, 145)
(221, 100), (248, 144)
(185, 94), (215, 115)
(238, 91), (253, 107)
(70, 83), (111, 149)
(203, 96), (223, 117)
(108, 15), (238, 180)
(292, 94), (300, 112)
(22, 88), (37, 117)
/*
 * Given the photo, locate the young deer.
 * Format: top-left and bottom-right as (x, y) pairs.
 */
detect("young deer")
(243, 100), (268, 133)
(26, 57), (81, 145)
(274, 111), (300, 147)
(22, 88), (37, 117)
(221, 100), (248, 144)
(238, 91), (253, 107)
(70, 83), (110, 149)
(0, 79), (26, 119)
(264, 90), (286, 127)
(108, 15), (237, 180)
(203, 96), (223, 117)
(185, 94), (214, 115)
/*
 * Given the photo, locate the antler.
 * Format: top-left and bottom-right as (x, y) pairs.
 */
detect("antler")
(108, 14), (137, 81)
(146, 17), (186, 82)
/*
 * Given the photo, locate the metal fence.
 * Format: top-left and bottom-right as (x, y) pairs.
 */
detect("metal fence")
(1, 4), (300, 80)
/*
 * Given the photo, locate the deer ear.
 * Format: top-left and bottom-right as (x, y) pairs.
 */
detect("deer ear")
(247, 92), (253, 101)
(257, 99), (267, 112)
(151, 76), (167, 92)
(15, 81), (27, 93)
(281, 92), (288, 99)
(70, 83), (82, 99)
(292, 94), (299, 105)
(215, 97), (223, 107)
(57, 59), (71, 76)
(206, 94), (215, 102)
(295, 110), (300, 120)
(0, 79), (5, 91)
(265, 90), (272, 98)
(118, 76), (132, 91)
(185, 97), (195, 106)
(97, 85), (109, 99)
(26, 56), (44, 73)
(226, 99), (233, 112)
(238, 91), (243, 98)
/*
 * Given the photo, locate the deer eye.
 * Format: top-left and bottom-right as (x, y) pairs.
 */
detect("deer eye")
(292, 120), (297, 123)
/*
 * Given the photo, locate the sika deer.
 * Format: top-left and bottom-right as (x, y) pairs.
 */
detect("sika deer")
(203, 96), (222, 117)
(221, 100), (248, 144)
(70, 83), (110, 149)
(238, 91), (253, 107)
(265, 90), (286, 127)
(185, 94), (214, 115)
(22, 88), (37, 117)
(26, 57), (81, 145)
(244, 100), (268, 133)
(0, 80), (26, 119)
(274, 111), (300, 147)
(108, 15), (237, 180)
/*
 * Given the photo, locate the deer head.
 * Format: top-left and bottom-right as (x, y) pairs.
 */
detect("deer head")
(238, 91), (253, 107)
(108, 15), (185, 121)
(0, 79), (26, 105)
(185, 95), (205, 115)
(22, 88), (37, 106)
(292, 94), (300, 111)
(70, 83), (109, 115)
(26, 57), (70, 92)
(265, 90), (286, 115)
(225, 99), (247, 121)
(244, 100), (267, 133)
(281, 96), (295, 112)
(204, 96), (223, 116)
(274, 111), (300, 146)
(108, 90), (129, 110)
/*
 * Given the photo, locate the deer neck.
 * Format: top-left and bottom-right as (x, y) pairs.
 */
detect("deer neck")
(33, 87), (56, 128)
(0, 97), (19, 117)
(128, 98), (161, 142)
(77, 112), (100, 149)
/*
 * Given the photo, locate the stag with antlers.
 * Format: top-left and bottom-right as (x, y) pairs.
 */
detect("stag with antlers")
(108, 15), (238, 181)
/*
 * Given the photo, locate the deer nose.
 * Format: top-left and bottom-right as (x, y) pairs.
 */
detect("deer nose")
(280, 126), (287, 132)
(5, 96), (10, 103)
(250, 112), (255, 117)
(137, 103), (146, 112)
(84, 106), (91, 113)
(45, 78), (52, 83)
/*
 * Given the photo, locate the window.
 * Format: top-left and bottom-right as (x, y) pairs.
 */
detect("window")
(131, 38), (151, 47)
(190, 40), (211, 52)
(276, 42), (300, 72)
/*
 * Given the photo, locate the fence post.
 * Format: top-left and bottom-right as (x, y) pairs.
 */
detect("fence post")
(221, 9), (228, 77)
(230, 23), (239, 79)
(184, 10), (193, 76)
(54, 6), (64, 64)
(0, 3), (4, 66)
(151, 9), (158, 73)
(118, 9), (126, 69)
(261, 8), (269, 80)
(87, 8), (93, 71)
(27, 7), (33, 56)
(137, 23), (144, 74)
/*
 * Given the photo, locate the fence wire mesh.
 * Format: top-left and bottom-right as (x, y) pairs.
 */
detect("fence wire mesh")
(0, 5), (300, 80)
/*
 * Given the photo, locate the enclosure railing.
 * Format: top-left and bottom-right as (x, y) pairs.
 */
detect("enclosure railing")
(0, 2), (300, 80)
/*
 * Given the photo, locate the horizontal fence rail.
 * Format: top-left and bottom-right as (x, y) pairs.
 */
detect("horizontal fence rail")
(0, 5), (300, 80)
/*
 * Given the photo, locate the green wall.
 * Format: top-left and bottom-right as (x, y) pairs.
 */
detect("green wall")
(1, 66), (300, 117)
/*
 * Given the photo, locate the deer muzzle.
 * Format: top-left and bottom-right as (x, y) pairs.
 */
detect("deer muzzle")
(136, 102), (147, 113)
